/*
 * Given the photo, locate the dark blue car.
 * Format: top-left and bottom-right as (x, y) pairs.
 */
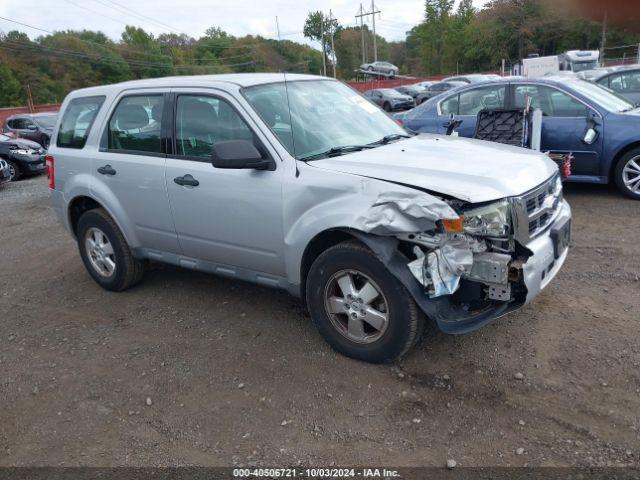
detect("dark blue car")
(402, 76), (640, 199)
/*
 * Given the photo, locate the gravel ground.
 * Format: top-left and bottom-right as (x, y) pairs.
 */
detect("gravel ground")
(0, 175), (638, 468)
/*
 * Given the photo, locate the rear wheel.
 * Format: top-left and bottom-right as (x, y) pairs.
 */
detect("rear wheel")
(306, 241), (424, 363)
(77, 208), (145, 291)
(7, 161), (20, 181)
(614, 148), (640, 200)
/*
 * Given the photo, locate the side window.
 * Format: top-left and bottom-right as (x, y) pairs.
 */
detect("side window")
(514, 85), (586, 117)
(440, 95), (459, 115)
(609, 71), (640, 93)
(108, 95), (164, 153)
(175, 95), (255, 159)
(458, 85), (506, 115)
(596, 76), (609, 88)
(57, 96), (106, 149)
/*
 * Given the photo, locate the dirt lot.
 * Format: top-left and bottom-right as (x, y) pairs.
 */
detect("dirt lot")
(0, 175), (638, 468)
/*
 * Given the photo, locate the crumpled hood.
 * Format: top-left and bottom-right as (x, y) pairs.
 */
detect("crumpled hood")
(308, 134), (558, 203)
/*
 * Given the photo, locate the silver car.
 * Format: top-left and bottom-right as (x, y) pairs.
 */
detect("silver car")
(361, 61), (399, 77)
(48, 74), (571, 363)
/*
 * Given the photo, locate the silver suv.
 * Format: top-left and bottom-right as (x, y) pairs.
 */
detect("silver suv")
(48, 74), (571, 363)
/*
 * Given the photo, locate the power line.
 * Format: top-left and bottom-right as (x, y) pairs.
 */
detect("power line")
(96, 0), (182, 34)
(0, 40), (255, 69)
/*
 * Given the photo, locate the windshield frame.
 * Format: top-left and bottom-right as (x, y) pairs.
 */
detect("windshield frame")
(241, 78), (410, 161)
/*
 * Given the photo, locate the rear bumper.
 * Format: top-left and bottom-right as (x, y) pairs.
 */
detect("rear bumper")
(50, 188), (69, 232)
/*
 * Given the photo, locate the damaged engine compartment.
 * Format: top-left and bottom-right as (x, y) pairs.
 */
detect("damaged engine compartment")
(352, 190), (537, 327)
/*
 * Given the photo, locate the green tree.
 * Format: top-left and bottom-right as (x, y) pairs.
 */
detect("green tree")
(0, 63), (23, 106)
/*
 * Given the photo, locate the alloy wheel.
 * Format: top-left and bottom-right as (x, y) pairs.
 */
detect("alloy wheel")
(323, 269), (389, 344)
(622, 155), (640, 195)
(85, 227), (116, 277)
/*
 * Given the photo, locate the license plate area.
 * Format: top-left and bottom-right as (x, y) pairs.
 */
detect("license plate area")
(550, 218), (571, 259)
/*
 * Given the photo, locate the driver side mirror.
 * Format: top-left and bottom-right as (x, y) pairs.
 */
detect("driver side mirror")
(211, 140), (274, 171)
(583, 128), (598, 145)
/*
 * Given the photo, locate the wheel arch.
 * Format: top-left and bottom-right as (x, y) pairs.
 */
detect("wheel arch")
(609, 141), (640, 182)
(299, 228), (363, 299)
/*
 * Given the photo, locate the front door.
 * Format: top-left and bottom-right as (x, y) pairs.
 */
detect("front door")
(165, 90), (285, 277)
(513, 83), (603, 177)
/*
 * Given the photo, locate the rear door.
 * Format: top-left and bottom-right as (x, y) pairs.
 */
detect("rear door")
(512, 83), (603, 176)
(93, 89), (180, 254)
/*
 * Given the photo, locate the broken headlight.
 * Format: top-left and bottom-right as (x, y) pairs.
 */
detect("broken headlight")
(462, 199), (511, 238)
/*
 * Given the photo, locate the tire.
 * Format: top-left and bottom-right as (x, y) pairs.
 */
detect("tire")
(383, 102), (392, 112)
(367, 66), (374, 72)
(43, 137), (50, 150)
(76, 208), (145, 292)
(306, 241), (424, 364)
(6, 160), (20, 181)
(614, 148), (640, 200)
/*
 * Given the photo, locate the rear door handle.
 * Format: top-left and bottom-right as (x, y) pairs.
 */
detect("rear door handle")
(174, 174), (199, 187)
(97, 165), (116, 176)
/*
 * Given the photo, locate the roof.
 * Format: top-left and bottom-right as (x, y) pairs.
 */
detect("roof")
(67, 73), (327, 97)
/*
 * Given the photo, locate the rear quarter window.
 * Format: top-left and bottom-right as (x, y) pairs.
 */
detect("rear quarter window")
(57, 96), (105, 149)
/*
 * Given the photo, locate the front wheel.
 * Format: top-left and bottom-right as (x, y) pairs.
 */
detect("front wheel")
(614, 148), (640, 200)
(383, 102), (392, 112)
(306, 241), (424, 363)
(77, 208), (145, 291)
(6, 161), (20, 181)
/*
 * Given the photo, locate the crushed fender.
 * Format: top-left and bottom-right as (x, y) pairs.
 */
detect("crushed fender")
(355, 191), (458, 236)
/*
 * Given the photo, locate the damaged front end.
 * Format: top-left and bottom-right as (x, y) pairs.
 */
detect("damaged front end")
(352, 188), (549, 335)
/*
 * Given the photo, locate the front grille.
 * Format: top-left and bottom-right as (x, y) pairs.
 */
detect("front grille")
(512, 174), (563, 242)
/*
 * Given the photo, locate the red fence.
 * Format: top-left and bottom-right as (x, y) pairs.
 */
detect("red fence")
(347, 76), (445, 93)
(0, 104), (61, 126)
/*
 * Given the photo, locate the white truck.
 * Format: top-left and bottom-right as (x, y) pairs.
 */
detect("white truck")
(518, 50), (600, 78)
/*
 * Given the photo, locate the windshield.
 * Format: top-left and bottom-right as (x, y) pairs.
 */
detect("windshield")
(571, 61), (599, 72)
(569, 79), (634, 112)
(33, 114), (58, 129)
(244, 80), (407, 160)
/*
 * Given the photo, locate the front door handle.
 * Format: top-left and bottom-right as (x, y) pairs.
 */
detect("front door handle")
(174, 174), (199, 187)
(97, 165), (116, 176)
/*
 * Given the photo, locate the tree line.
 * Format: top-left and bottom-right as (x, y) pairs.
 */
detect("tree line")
(1, 0), (639, 108)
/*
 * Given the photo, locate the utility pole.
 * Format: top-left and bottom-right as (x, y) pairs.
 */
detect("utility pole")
(355, 2), (381, 63)
(329, 9), (336, 78)
(357, 3), (366, 64)
(600, 9), (607, 66)
(321, 12), (327, 77)
(371, 0), (378, 62)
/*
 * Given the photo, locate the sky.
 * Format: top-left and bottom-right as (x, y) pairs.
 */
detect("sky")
(0, 0), (491, 46)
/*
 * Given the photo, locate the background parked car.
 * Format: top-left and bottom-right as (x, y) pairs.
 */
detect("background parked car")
(394, 85), (426, 100)
(363, 88), (414, 111)
(415, 81), (467, 105)
(413, 80), (437, 89)
(3, 112), (58, 149)
(402, 75), (640, 199)
(442, 74), (502, 84)
(0, 133), (47, 181)
(592, 65), (640, 104)
(360, 61), (399, 77)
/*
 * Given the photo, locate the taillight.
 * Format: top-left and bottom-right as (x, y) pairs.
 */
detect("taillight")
(45, 155), (55, 189)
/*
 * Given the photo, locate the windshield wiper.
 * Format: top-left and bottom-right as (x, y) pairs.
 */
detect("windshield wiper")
(368, 133), (414, 146)
(299, 145), (375, 162)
